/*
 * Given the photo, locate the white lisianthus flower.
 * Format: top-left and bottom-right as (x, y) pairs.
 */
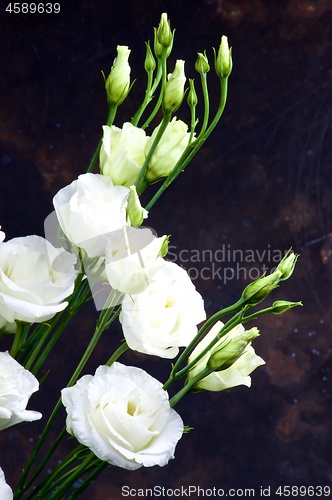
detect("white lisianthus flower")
(105, 229), (167, 295)
(53, 173), (130, 258)
(0, 227), (5, 243)
(0, 351), (42, 430)
(188, 321), (265, 392)
(0, 467), (13, 499)
(0, 235), (77, 326)
(61, 363), (183, 470)
(100, 123), (149, 187)
(145, 117), (191, 183)
(120, 261), (206, 358)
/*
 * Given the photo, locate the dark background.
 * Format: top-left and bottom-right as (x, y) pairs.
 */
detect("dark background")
(1, 0), (332, 498)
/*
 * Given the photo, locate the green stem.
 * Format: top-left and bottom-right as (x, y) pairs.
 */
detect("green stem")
(169, 366), (211, 407)
(199, 72), (210, 136)
(47, 453), (97, 500)
(106, 340), (128, 366)
(140, 52), (168, 130)
(135, 111), (172, 192)
(67, 461), (108, 499)
(16, 303), (120, 497)
(86, 104), (117, 174)
(163, 298), (245, 389)
(145, 76), (229, 211)
(9, 322), (29, 358)
(131, 65), (157, 127)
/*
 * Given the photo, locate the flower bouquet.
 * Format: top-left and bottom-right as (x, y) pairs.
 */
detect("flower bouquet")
(0, 13), (301, 499)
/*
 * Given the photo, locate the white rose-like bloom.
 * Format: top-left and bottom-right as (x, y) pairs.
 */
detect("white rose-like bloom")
(61, 363), (183, 470)
(100, 123), (149, 187)
(145, 117), (191, 183)
(0, 235), (77, 325)
(0, 467), (13, 499)
(0, 351), (42, 430)
(53, 173), (130, 258)
(0, 227), (5, 243)
(188, 321), (265, 392)
(105, 230), (167, 295)
(120, 261), (206, 358)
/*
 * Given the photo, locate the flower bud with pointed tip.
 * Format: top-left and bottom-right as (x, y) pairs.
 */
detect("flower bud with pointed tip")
(187, 79), (198, 108)
(187, 322), (265, 392)
(163, 59), (186, 113)
(144, 42), (156, 73)
(270, 300), (303, 314)
(276, 250), (299, 281)
(241, 269), (282, 306)
(105, 45), (131, 106)
(126, 186), (148, 227)
(195, 52), (210, 74)
(208, 327), (260, 371)
(156, 13), (173, 50)
(215, 35), (232, 78)
(159, 234), (170, 257)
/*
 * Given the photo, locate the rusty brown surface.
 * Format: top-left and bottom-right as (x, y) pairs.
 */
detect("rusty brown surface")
(1, 0), (332, 497)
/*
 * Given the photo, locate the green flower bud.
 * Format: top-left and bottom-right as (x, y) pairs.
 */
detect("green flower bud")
(241, 269), (282, 306)
(270, 300), (303, 314)
(159, 234), (170, 257)
(195, 52), (210, 74)
(156, 13), (173, 49)
(105, 45), (131, 106)
(187, 79), (198, 108)
(188, 322), (265, 392)
(215, 35), (232, 78)
(126, 186), (147, 227)
(144, 41), (156, 73)
(208, 327), (260, 371)
(163, 59), (186, 113)
(276, 249), (299, 281)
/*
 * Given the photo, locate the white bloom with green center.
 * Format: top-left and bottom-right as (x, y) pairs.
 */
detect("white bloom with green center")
(120, 261), (206, 358)
(61, 363), (183, 470)
(0, 351), (42, 431)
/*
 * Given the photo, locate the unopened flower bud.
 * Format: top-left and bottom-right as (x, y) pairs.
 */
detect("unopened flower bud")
(163, 59), (186, 113)
(276, 250), (299, 281)
(241, 270), (282, 306)
(270, 300), (303, 314)
(187, 79), (198, 108)
(215, 35), (232, 78)
(126, 186), (147, 227)
(156, 13), (173, 50)
(105, 45), (131, 106)
(208, 327), (260, 371)
(195, 52), (210, 74)
(144, 42), (156, 73)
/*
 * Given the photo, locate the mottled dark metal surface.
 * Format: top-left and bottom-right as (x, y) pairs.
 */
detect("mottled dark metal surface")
(1, 0), (332, 498)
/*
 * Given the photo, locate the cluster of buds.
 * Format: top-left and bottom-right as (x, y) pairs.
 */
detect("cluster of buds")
(103, 12), (232, 125)
(184, 250), (300, 393)
(241, 249), (299, 306)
